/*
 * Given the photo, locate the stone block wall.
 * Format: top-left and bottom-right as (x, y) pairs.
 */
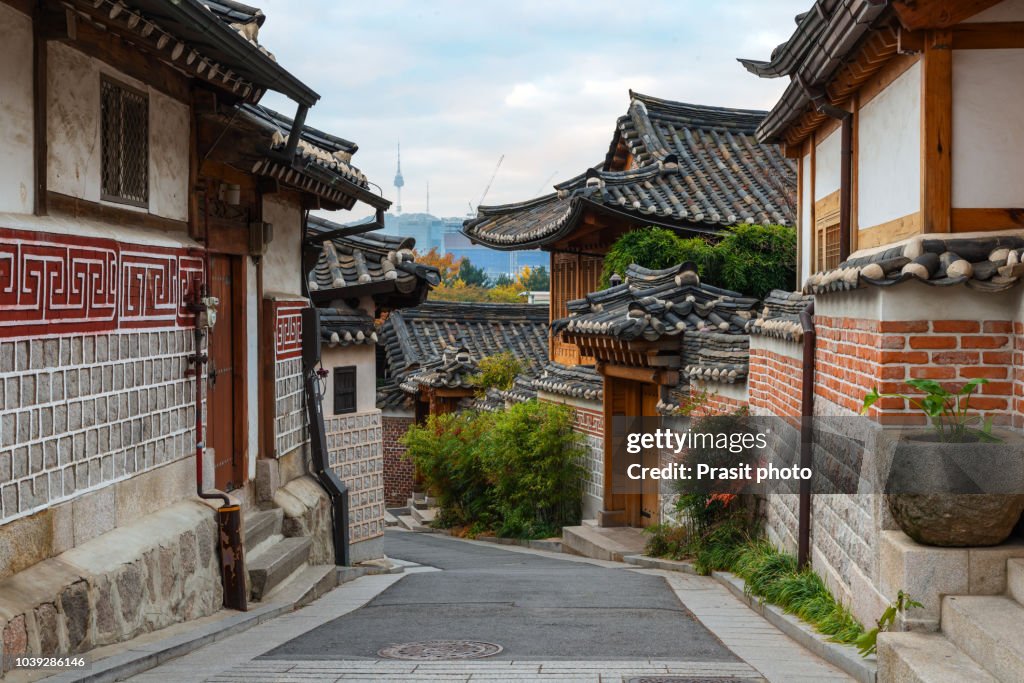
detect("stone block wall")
(382, 413), (414, 507)
(571, 403), (604, 520)
(325, 410), (384, 549)
(0, 501), (220, 668)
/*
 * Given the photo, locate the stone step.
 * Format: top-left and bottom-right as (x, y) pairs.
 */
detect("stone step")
(248, 536), (312, 601)
(877, 631), (997, 683)
(409, 505), (437, 525)
(1009, 558), (1024, 606)
(244, 508), (283, 554)
(261, 564), (337, 609)
(406, 496), (436, 510)
(561, 524), (645, 562)
(941, 594), (1024, 683)
(397, 515), (430, 532)
(382, 509), (400, 527)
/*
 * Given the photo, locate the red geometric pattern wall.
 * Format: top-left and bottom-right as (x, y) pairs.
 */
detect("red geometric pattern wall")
(272, 300), (306, 360)
(0, 227), (203, 337)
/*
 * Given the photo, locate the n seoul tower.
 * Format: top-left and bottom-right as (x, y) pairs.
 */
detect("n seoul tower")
(393, 141), (404, 214)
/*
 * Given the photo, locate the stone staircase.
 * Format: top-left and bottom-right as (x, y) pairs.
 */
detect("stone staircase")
(879, 558), (1024, 682)
(395, 492), (438, 532)
(244, 508), (334, 604)
(561, 520), (646, 562)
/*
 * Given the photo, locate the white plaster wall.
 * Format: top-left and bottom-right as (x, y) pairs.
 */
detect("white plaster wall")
(814, 280), (1020, 322)
(148, 91), (190, 222)
(320, 344), (377, 415)
(952, 49), (1024, 208)
(0, 4), (34, 214)
(800, 153), (812, 285)
(857, 61), (921, 230)
(695, 379), (749, 404)
(46, 42), (189, 221)
(262, 195), (303, 295)
(813, 129), (841, 200)
(964, 0), (1024, 22)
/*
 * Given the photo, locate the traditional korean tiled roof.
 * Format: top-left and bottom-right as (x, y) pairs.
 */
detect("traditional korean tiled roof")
(552, 263), (756, 386)
(239, 105), (387, 210)
(738, 0), (891, 143)
(399, 344), (479, 393)
(306, 215), (440, 298)
(803, 233), (1024, 296)
(746, 289), (814, 342)
(531, 362), (604, 402)
(552, 263), (759, 342)
(377, 301), (550, 408)
(318, 306), (377, 347)
(73, 0), (318, 106)
(463, 92), (796, 250)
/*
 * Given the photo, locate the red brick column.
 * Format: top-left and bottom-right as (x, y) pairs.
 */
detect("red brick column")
(382, 415), (415, 507)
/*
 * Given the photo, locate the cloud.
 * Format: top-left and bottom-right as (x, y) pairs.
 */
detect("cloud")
(255, 0), (807, 218)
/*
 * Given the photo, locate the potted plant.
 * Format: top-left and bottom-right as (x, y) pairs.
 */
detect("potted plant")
(862, 378), (1024, 547)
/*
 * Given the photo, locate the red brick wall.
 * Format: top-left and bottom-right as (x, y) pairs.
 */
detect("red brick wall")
(383, 415), (415, 507)
(815, 317), (1015, 421)
(693, 391), (749, 416)
(749, 347), (803, 417)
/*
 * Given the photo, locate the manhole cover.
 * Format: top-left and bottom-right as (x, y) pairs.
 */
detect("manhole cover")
(627, 679), (758, 683)
(377, 640), (504, 660)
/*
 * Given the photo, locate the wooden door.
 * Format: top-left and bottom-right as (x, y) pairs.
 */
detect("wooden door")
(208, 255), (241, 491)
(640, 383), (660, 528)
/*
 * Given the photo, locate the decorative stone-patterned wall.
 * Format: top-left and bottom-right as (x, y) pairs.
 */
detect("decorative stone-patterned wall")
(325, 410), (384, 546)
(382, 413), (414, 507)
(1, 330), (196, 525)
(571, 404), (603, 516)
(0, 227), (201, 526)
(273, 356), (306, 459)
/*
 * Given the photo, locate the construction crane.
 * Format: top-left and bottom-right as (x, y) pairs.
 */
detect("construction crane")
(468, 155), (504, 215)
(534, 171), (558, 197)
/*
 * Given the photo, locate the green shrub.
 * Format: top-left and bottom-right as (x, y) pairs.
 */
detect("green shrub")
(643, 523), (690, 560)
(482, 400), (585, 538)
(600, 224), (797, 298)
(470, 352), (523, 392)
(401, 400), (584, 539)
(401, 410), (497, 528)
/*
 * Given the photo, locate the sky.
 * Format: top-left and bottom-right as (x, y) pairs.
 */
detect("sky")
(255, 1), (808, 221)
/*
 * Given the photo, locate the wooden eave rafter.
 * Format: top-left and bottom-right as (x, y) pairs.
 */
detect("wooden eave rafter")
(61, 0), (263, 103)
(783, 24), (900, 148)
(892, 0), (1003, 30)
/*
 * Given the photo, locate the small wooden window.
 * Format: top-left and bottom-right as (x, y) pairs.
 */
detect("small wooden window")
(333, 366), (357, 415)
(815, 221), (841, 272)
(100, 77), (149, 207)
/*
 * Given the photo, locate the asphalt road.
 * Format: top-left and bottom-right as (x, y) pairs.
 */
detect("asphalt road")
(262, 530), (739, 661)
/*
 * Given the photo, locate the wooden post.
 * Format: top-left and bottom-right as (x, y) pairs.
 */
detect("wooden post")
(921, 29), (953, 234)
(33, 5), (48, 216)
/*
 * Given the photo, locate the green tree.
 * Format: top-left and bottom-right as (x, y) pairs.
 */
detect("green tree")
(600, 225), (796, 299)
(458, 259), (489, 287)
(520, 265), (550, 291)
(493, 273), (515, 287)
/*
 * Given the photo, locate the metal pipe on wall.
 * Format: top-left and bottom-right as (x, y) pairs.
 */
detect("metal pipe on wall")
(797, 301), (816, 570)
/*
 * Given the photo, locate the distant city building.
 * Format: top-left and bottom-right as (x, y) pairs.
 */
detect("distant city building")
(347, 212), (546, 281)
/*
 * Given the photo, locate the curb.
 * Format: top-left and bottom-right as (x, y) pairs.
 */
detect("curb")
(430, 527), (563, 553)
(46, 564), (403, 683)
(623, 555), (876, 683)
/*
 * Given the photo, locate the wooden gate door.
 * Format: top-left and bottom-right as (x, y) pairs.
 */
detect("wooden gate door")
(640, 383), (661, 528)
(208, 255), (241, 491)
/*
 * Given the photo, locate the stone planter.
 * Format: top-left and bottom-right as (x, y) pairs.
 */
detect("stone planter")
(879, 429), (1024, 547)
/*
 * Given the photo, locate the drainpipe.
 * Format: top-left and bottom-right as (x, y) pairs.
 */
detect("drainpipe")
(802, 79), (853, 262)
(301, 307), (351, 566)
(187, 280), (247, 611)
(797, 301), (816, 570)
(283, 103), (309, 161)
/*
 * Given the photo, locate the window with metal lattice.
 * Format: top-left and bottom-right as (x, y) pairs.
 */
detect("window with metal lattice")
(333, 366), (357, 415)
(100, 77), (149, 207)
